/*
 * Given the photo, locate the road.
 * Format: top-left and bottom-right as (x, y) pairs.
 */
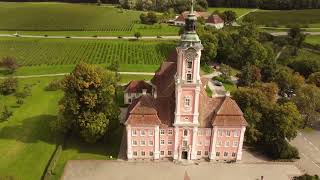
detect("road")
(270, 32), (320, 36)
(291, 130), (320, 175)
(0, 34), (181, 40)
(0, 71), (155, 79)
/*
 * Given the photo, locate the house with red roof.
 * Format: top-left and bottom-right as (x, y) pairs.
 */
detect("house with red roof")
(205, 14), (224, 29)
(124, 80), (153, 104)
(125, 6), (246, 162)
(174, 11), (224, 29)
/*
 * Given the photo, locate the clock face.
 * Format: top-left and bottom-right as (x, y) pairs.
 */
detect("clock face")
(185, 49), (196, 62)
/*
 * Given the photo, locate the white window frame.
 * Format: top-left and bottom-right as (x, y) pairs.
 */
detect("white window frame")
(160, 129), (165, 135)
(141, 151), (146, 156)
(168, 129), (173, 135)
(233, 141), (238, 147)
(168, 140), (173, 145)
(234, 130), (239, 137)
(218, 130), (223, 137)
(149, 140), (154, 146)
(224, 152), (228, 157)
(216, 152), (220, 157)
(160, 151), (165, 156)
(186, 73), (192, 82)
(232, 152), (236, 157)
(225, 141), (230, 147)
(216, 141), (222, 147)
(128, 93), (131, 97)
(140, 130), (146, 136)
(197, 151), (201, 156)
(197, 141), (203, 146)
(168, 151), (172, 156)
(149, 151), (154, 156)
(132, 129), (137, 136)
(160, 139), (165, 145)
(204, 151), (209, 156)
(226, 130), (231, 137)
(140, 140), (146, 146)
(132, 140), (137, 146)
(184, 97), (191, 107)
(133, 151), (138, 156)
(149, 130), (154, 136)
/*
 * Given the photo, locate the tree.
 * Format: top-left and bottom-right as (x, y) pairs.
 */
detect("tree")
(275, 66), (305, 95)
(288, 26), (306, 55)
(140, 12), (158, 24)
(0, 57), (19, 74)
(292, 84), (320, 128)
(307, 72), (320, 87)
(221, 10), (237, 25)
(238, 63), (261, 86)
(55, 63), (120, 143)
(134, 32), (142, 39)
(0, 77), (18, 95)
(220, 63), (232, 81)
(198, 29), (218, 64)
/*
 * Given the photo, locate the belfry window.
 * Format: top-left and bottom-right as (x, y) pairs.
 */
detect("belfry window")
(187, 61), (192, 69)
(187, 74), (192, 82)
(183, 129), (188, 136)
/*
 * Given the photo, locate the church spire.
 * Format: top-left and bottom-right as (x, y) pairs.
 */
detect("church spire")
(180, 0), (201, 43)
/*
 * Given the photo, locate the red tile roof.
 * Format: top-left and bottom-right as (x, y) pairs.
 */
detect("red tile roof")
(126, 50), (247, 128)
(206, 15), (224, 24)
(124, 80), (152, 94)
(175, 11), (211, 22)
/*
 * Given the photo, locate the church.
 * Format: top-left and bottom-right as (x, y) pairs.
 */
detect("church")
(124, 5), (247, 162)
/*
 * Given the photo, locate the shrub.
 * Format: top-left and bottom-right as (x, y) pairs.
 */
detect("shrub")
(16, 98), (24, 105)
(0, 57), (19, 74)
(0, 106), (13, 121)
(14, 91), (28, 99)
(45, 79), (62, 91)
(0, 77), (18, 95)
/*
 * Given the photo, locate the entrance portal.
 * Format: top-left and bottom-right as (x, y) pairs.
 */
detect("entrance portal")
(182, 151), (188, 160)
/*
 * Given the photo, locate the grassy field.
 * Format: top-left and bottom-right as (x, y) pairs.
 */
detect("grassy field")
(208, 7), (255, 18)
(305, 35), (320, 45)
(0, 37), (176, 67)
(251, 9), (320, 28)
(0, 77), (62, 180)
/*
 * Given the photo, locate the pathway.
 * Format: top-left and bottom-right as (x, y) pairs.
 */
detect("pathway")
(0, 71), (155, 79)
(0, 34), (181, 40)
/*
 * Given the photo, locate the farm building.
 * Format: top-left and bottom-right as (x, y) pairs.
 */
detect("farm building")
(125, 7), (246, 162)
(173, 11), (224, 29)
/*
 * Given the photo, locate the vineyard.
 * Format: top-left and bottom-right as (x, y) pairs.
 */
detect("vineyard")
(0, 2), (140, 31)
(0, 38), (176, 66)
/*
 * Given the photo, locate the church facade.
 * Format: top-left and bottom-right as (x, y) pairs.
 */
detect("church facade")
(124, 7), (247, 162)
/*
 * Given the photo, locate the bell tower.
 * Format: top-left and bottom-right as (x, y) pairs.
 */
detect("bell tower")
(174, 0), (203, 126)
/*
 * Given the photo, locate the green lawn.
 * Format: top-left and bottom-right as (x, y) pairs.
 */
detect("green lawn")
(0, 77), (62, 180)
(0, 73), (150, 180)
(208, 7), (255, 18)
(305, 35), (320, 45)
(251, 9), (320, 28)
(278, 48), (320, 65)
(0, 37), (176, 67)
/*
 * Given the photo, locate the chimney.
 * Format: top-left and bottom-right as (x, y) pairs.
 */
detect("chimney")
(142, 89), (147, 95)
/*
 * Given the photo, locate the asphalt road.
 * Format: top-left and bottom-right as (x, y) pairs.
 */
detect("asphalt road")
(291, 130), (320, 175)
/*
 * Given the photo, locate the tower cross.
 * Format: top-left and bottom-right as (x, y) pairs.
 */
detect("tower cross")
(191, 0), (194, 14)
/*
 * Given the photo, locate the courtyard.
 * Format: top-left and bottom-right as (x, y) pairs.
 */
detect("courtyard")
(62, 161), (301, 180)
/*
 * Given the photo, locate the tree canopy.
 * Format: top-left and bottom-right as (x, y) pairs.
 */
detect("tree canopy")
(55, 63), (120, 143)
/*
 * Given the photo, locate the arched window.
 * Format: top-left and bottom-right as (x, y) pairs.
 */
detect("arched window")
(183, 129), (188, 136)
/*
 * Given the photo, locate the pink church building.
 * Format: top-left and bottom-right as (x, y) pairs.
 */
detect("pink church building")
(124, 7), (247, 162)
